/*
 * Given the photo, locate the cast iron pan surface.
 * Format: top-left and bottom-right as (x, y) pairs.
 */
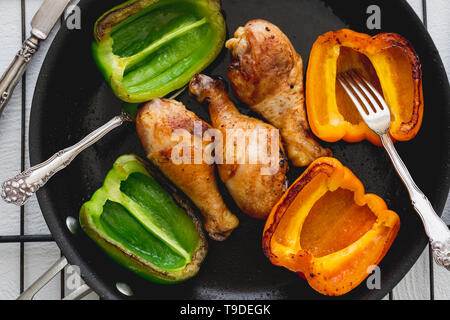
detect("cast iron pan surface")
(29, 0), (450, 300)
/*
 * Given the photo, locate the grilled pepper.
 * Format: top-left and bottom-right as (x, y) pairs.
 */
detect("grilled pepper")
(80, 155), (207, 283)
(92, 0), (226, 102)
(306, 29), (423, 145)
(262, 157), (400, 296)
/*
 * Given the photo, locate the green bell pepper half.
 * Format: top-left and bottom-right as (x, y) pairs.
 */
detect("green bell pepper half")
(92, 0), (226, 102)
(80, 154), (208, 283)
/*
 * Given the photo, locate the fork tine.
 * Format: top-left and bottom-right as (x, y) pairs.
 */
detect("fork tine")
(351, 70), (390, 113)
(342, 71), (375, 115)
(348, 70), (380, 113)
(337, 74), (370, 119)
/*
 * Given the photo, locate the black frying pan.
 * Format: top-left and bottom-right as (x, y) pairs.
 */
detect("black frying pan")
(29, 0), (450, 300)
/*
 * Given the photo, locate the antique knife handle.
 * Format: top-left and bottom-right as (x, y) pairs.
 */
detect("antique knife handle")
(0, 36), (40, 116)
(1, 113), (132, 206)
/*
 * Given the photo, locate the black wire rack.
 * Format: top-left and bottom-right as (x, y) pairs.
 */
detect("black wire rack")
(0, 0), (66, 299)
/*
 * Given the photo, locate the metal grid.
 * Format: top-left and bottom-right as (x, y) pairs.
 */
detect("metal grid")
(0, 0), (444, 300)
(0, 0), (65, 299)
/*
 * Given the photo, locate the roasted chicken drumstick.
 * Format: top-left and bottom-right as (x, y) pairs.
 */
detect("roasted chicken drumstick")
(136, 99), (239, 240)
(190, 74), (288, 219)
(226, 19), (331, 166)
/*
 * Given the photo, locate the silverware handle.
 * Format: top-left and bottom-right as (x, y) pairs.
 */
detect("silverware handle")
(0, 36), (40, 115)
(63, 284), (93, 300)
(381, 133), (450, 270)
(1, 114), (130, 206)
(17, 256), (68, 300)
(17, 256), (93, 300)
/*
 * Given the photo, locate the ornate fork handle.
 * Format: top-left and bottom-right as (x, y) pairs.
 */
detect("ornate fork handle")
(381, 133), (450, 270)
(1, 113), (132, 206)
(0, 36), (40, 116)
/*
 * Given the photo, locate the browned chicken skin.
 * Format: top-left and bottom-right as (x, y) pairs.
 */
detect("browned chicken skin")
(226, 19), (331, 166)
(189, 74), (288, 219)
(136, 98), (239, 241)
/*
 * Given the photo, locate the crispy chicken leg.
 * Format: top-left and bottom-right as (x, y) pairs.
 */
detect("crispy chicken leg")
(189, 74), (288, 219)
(226, 19), (331, 167)
(136, 98), (239, 240)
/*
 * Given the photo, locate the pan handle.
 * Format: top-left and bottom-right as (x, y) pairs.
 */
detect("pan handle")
(63, 284), (93, 300)
(17, 256), (94, 300)
(17, 256), (68, 300)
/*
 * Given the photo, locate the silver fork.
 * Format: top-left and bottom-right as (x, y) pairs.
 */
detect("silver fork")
(338, 69), (450, 271)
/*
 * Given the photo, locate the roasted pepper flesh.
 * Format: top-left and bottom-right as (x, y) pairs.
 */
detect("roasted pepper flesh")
(80, 155), (207, 283)
(263, 157), (400, 296)
(300, 188), (377, 258)
(306, 29), (423, 145)
(93, 0), (225, 102)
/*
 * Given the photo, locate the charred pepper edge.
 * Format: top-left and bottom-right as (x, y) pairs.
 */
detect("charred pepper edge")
(94, 0), (158, 43)
(372, 32), (423, 136)
(94, 0), (224, 42)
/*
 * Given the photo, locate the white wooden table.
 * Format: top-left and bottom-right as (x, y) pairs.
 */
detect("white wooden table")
(0, 0), (448, 300)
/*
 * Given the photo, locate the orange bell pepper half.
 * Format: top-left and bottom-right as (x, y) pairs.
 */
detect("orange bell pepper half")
(306, 29), (423, 145)
(262, 157), (400, 296)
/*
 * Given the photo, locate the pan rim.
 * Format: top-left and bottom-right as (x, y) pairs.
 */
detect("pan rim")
(29, 0), (450, 300)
